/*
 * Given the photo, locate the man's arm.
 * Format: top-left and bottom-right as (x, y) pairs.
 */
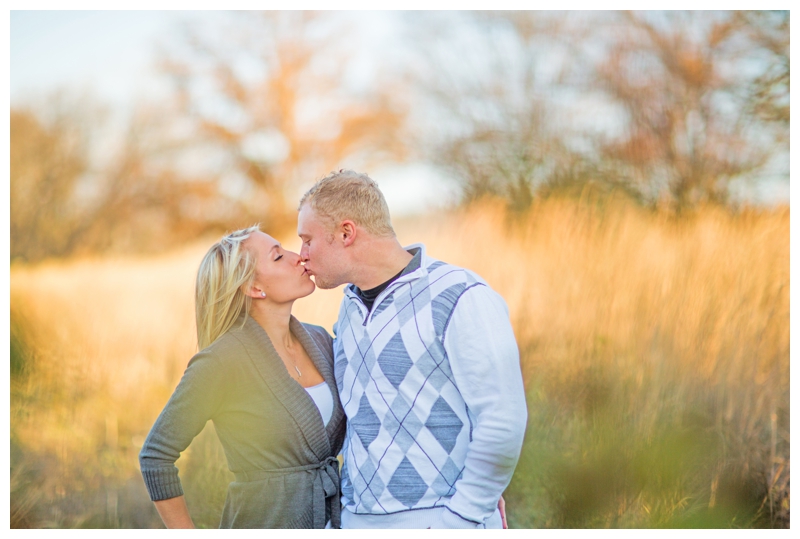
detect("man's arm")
(436, 284), (528, 528)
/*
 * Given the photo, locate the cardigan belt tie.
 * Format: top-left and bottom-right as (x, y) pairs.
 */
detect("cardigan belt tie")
(234, 456), (341, 529)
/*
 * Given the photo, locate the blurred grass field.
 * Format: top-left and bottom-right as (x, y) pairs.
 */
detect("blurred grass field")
(9, 196), (789, 528)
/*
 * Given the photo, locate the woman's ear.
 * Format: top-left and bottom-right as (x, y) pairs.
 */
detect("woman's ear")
(244, 284), (266, 299)
(341, 220), (357, 247)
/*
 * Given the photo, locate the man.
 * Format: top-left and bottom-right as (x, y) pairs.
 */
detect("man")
(297, 170), (527, 529)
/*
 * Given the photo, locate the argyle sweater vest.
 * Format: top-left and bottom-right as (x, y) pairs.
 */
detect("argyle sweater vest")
(334, 256), (487, 515)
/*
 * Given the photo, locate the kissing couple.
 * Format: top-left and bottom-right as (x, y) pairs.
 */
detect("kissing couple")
(139, 169), (528, 529)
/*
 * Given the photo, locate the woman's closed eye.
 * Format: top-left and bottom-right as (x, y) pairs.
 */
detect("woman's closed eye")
(274, 254), (283, 261)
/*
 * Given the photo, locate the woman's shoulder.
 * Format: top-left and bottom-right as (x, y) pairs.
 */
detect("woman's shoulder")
(200, 322), (253, 361)
(186, 328), (254, 381)
(300, 322), (333, 344)
(300, 322), (332, 338)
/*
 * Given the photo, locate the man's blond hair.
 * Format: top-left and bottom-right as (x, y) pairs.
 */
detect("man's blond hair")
(298, 169), (394, 236)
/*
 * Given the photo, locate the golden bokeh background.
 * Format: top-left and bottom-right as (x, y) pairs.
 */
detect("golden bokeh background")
(10, 10), (789, 528)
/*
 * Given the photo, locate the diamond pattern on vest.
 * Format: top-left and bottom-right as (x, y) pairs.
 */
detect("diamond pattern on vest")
(355, 331), (377, 388)
(383, 394), (424, 452)
(335, 254), (488, 514)
(432, 282), (467, 337)
(341, 451), (354, 500)
(387, 457), (428, 508)
(377, 333), (413, 389)
(414, 338), (453, 391)
(352, 394), (381, 449)
(431, 457), (464, 497)
(425, 396), (464, 454)
(351, 456), (386, 512)
(371, 291), (394, 318)
(427, 261), (446, 272)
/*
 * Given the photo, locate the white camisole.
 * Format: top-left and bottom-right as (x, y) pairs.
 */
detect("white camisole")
(304, 381), (334, 427)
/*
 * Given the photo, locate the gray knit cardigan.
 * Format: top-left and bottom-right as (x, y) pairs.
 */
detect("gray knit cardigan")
(139, 314), (346, 528)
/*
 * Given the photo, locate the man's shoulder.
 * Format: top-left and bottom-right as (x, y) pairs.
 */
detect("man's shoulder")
(422, 257), (488, 288)
(419, 259), (511, 320)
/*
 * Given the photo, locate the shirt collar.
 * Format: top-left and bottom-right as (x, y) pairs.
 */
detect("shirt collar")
(343, 243), (432, 299)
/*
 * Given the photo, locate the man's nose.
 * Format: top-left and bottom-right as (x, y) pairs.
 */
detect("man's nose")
(299, 245), (309, 261)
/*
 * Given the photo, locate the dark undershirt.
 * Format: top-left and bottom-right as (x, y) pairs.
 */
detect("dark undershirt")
(354, 248), (422, 312)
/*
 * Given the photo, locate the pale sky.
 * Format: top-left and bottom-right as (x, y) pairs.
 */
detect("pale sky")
(10, 10), (456, 216)
(8, 8), (791, 208)
(11, 11), (179, 108)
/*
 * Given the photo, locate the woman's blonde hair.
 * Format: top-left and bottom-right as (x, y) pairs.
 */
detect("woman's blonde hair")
(195, 225), (260, 350)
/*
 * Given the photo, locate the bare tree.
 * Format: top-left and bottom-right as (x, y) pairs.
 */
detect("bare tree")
(404, 12), (586, 210)
(12, 12), (410, 261)
(11, 94), (98, 261)
(738, 11), (789, 127)
(157, 11), (409, 231)
(579, 11), (789, 208)
(407, 11), (789, 211)
(73, 101), (246, 254)
(11, 90), (245, 261)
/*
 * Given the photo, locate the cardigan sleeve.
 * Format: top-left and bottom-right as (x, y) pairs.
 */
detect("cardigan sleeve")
(436, 284), (528, 528)
(139, 349), (228, 501)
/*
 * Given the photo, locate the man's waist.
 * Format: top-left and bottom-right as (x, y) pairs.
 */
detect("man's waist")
(341, 505), (501, 529)
(342, 506), (447, 529)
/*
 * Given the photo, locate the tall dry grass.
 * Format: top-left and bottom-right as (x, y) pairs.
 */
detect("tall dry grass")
(10, 195), (789, 528)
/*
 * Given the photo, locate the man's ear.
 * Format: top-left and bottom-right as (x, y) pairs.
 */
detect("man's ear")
(340, 220), (357, 247)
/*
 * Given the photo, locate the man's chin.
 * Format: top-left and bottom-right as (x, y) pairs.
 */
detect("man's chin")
(312, 276), (339, 290)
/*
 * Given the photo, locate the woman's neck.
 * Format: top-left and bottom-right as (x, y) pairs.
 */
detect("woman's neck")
(248, 301), (296, 350)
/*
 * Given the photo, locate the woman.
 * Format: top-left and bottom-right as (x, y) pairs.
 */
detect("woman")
(139, 225), (345, 528)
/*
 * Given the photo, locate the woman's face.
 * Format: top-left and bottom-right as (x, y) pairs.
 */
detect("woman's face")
(245, 231), (315, 304)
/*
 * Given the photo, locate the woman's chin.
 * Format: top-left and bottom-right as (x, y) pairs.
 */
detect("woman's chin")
(300, 280), (316, 297)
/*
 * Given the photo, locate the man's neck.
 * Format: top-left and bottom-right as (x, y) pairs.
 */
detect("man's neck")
(352, 238), (413, 291)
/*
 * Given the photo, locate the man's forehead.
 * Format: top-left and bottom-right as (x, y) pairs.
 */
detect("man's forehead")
(298, 206), (330, 232)
(297, 212), (314, 234)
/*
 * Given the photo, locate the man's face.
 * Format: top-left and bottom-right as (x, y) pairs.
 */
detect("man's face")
(297, 204), (348, 289)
